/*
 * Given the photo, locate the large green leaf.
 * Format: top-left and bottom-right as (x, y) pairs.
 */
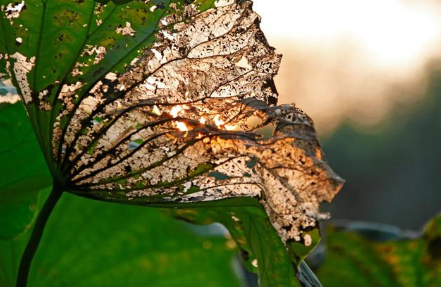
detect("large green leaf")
(0, 192), (244, 287)
(1, 0), (343, 286)
(315, 217), (441, 287)
(27, 193), (243, 287)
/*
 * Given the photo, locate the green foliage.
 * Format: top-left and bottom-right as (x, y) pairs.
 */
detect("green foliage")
(1, 191), (244, 287)
(315, 218), (441, 287)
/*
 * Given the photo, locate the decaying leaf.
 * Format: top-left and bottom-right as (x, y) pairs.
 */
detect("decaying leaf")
(1, 0), (343, 246)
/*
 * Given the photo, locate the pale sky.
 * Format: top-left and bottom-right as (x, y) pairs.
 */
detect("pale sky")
(253, 0), (441, 133)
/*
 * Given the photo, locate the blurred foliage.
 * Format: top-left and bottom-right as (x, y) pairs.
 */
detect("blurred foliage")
(322, 67), (441, 229)
(27, 193), (243, 287)
(170, 206), (321, 287)
(0, 103), (51, 240)
(314, 216), (441, 287)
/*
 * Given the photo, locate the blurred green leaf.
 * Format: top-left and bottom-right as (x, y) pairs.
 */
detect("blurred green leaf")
(0, 191), (244, 287)
(0, 101), (51, 285)
(170, 201), (321, 287)
(315, 217), (441, 287)
(0, 103), (51, 240)
(25, 193), (243, 287)
(0, 188), (50, 286)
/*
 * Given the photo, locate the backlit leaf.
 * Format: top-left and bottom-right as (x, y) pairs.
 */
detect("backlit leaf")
(1, 0), (343, 285)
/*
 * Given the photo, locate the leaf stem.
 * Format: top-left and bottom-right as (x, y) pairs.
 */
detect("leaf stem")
(16, 184), (63, 287)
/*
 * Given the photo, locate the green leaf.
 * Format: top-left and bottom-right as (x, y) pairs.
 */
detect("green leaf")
(315, 217), (441, 287)
(26, 193), (243, 287)
(0, 191), (244, 287)
(169, 199), (322, 287)
(0, 187), (50, 286)
(0, 103), (51, 240)
(169, 200), (300, 287)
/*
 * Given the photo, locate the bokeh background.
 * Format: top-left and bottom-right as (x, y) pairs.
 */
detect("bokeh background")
(254, 0), (441, 231)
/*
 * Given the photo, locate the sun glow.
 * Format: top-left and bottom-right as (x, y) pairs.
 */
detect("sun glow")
(152, 105), (161, 115)
(253, 0), (441, 132)
(254, 0), (441, 68)
(175, 121), (189, 131)
(213, 115), (237, 131)
(168, 106), (237, 132)
(169, 104), (189, 118)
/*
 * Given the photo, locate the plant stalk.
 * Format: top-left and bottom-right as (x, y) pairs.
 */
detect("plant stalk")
(16, 185), (63, 287)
